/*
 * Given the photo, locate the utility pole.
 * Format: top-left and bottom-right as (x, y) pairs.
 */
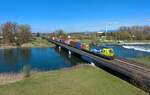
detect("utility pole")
(105, 24), (110, 40)
(105, 25), (107, 40)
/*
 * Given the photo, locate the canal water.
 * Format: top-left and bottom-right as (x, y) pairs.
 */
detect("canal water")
(106, 44), (150, 58)
(0, 47), (83, 73)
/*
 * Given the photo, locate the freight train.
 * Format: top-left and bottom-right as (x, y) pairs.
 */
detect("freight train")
(52, 37), (115, 60)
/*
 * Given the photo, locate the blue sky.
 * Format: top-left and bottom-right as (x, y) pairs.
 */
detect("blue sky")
(0, 0), (150, 32)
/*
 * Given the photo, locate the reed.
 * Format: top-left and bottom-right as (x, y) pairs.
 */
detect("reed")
(0, 73), (23, 85)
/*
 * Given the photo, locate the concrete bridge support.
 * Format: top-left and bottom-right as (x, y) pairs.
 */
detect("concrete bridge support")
(68, 50), (72, 58)
(59, 46), (61, 52)
(90, 62), (96, 67)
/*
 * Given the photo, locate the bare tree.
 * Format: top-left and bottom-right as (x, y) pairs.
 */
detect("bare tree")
(1, 22), (17, 44)
(16, 24), (32, 45)
(55, 29), (67, 38)
(118, 25), (150, 40)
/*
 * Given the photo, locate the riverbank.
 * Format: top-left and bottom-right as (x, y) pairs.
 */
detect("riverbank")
(81, 39), (118, 45)
(0, 37), (55, 49)
(21, 37), (55, 48)
(0, 64), (147, 95)
(81, 39), (150, 45)
(0, 73), (23, 85)
(121, 40), (150, 44)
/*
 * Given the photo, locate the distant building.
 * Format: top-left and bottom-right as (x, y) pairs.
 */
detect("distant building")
(68, 35), (71, 39)
(97, 31), (104, 34)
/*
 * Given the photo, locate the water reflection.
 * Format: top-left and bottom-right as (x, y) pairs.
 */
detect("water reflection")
(3, 49), (18, 65)
(19, 48), (31, 76)
(54, 48), (83, 65)
(19, 48), (31, 61)
(2, 48), (31, 65)
(0, 48), (85, 73)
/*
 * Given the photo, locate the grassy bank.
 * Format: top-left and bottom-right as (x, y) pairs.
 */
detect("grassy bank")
(0, 65), (147, 95)
(81, 39), (118, 45)
(130, 56), (150, 67)
(21, 37), (55, 48)
(0, 37), (55, 49)
(0, 73), (23, 85)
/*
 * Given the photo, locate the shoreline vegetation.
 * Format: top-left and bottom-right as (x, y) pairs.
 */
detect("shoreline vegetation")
(81, 39), (150, 45)
(21, 37), (55, 48)
(0, 73), (23, 85)
(0, 64), (147, 95)
(0, 37), (55, 49)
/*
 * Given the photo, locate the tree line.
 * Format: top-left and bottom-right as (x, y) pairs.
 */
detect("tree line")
(107, 26), (150, 40)
(0, 22), (32, 45)
(50, 29), (68, 38)
(52, 25), (150, 41)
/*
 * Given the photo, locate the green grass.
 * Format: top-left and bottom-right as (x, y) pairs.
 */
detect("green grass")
(81, 39), (119, 45)
(0, 65), (147, 95)
(130, 56), (150, 67)
(21, 37), (55, 48)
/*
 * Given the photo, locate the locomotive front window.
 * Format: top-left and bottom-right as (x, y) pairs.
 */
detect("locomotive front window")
(109, 49), (114, 53)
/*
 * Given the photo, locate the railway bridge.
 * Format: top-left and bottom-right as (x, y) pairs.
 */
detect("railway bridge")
(49, 39), (150, 91)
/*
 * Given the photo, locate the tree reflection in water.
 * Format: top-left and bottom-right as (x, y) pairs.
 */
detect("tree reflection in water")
(19, 48), (31, 77)
(3, 48), (31, 76)
(3, 49), (18, 65)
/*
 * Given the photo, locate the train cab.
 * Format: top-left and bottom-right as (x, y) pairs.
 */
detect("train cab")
(100, 48), (115, 59)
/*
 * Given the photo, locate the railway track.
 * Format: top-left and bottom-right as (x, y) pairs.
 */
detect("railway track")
(116, 58), (150, 70)
(115, 59), (150, 71)
(83, 49), (150, 74)
(84, 48), (150, 77)
(114, 59), (150, 76)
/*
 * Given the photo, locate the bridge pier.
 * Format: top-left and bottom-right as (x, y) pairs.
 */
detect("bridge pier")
(68, 50), (72, 58)
(68, 50), (72, 55)
(90, 62), (95, 67)
(59, 46), (61, 52)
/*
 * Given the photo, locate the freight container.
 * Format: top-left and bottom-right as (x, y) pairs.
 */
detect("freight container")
(90, 48), (100, 54)
(64, 40), (70, 45)
(52, 37), (55, 40)
(81, 43), (89, 50)
(61, 38), (65, 44)
(57, 39), (61, 42)
(70, 41), (76, 47)
(54, 38), (58, 42)
(89, 42), (97, 49)
(89, 43), (100, 54)
(75, 42), (82, 49)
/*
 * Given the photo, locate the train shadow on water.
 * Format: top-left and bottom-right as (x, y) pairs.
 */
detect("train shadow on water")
(53, 47), (83, 66)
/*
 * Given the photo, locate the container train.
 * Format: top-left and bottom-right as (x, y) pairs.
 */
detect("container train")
(52, 37), (115, 60)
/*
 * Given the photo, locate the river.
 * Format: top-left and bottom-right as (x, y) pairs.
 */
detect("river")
(106, 44), (150, 58)
(0, 47), (83, 73)
(0, 44), (149, 73)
